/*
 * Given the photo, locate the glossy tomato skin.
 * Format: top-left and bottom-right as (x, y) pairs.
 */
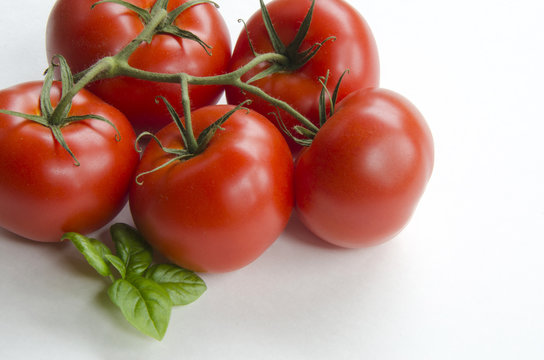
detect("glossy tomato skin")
(226, 0), (379, 152)
(294, 88), (434, 248)
(46, 0), (231, 134)
(0, 81), (139, 242)
(129, 105), (294, 273)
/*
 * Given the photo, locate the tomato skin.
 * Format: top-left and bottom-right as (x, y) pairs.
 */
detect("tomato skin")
(0, 81), (139, 242)
(226, 0), (379, 152)
(46, 0), (231, 134)
(294, 88), (434, 248)
(129, 105), (294, 273)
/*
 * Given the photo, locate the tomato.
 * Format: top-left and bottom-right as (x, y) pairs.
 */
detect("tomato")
(226, 0), (379, 152)
(129, 105), (294, 273)
(294, 88), (434, 248)
(46, 0), (231, 134)
(0, 81), (139, 242)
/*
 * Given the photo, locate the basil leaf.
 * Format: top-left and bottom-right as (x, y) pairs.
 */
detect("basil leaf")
(110, 223), (153, 275)
(145, 264), (207, 306)
(105, 254), (127, 279)
(62, 232), (112, 278)
(108, 276), (172, 341)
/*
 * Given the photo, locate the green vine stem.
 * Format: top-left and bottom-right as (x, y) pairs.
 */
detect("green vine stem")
(116, 7), (169, 61)
(179, 74), (199, 153)
(112, 53), (319, 133)
(52, 0), (321, 148)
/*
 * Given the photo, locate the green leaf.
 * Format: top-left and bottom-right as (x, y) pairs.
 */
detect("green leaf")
(108, 276), (172, 340)
(62, 232), (113, 278)
(105, 254), (127, 279)
(63, 225), (207, 341)
(110, 223), (153, 276)
(145, 264), (206, 306)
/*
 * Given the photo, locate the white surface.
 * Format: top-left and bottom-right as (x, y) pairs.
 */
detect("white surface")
(1, 0), (544, 359)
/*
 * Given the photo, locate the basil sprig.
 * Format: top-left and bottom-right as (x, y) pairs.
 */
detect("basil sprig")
(62, 223), (206, 340)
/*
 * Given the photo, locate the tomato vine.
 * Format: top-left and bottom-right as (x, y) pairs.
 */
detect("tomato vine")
(45, 0), (322, 156)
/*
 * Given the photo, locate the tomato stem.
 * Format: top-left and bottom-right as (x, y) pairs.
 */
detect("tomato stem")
(180, 74), (199, 153)
(54, 1), (319, 137)
(116, 8), (169, 62)
(110, 53), (318, 132)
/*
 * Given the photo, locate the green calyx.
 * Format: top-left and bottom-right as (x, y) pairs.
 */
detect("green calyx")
(275, 69), (349, 147)
(92, 0), (218, 54)
(0, 55), (120, 166)
(246, 0), (335, 83)
(134, 99), (251, 185)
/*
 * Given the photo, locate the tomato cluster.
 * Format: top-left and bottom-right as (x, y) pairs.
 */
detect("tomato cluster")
(0, 0), (433, 273)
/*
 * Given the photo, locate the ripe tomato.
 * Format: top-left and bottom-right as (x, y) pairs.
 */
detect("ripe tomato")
(46, 0), (231, 134)
(294, 88), (434, 248)
(129, 105), (294, 273)
(226, 0), (379, 152)
(0, 81), (139, 242)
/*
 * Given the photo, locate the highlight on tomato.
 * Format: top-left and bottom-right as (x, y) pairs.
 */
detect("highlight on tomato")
(129, 103), (294, 273)
(226, 0), (380, 153)
(46, 0), (232, 134)
(0, 80), (139, 243)
(294, 87), (434, 248)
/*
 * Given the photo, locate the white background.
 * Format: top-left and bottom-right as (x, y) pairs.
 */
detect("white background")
(1, 0), (543, 359)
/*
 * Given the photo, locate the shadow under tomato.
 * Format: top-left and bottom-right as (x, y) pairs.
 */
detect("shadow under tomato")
(0, 226), (71, 253)
(281, 213), (350, 251)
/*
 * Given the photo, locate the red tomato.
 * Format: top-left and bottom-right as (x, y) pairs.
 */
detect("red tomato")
(129, 105), (294, 273)
(294, 88), (434, 248)
(0, 81), (139, 242)
(226, 0), (379, 152)
(46, 0), (231, 134)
